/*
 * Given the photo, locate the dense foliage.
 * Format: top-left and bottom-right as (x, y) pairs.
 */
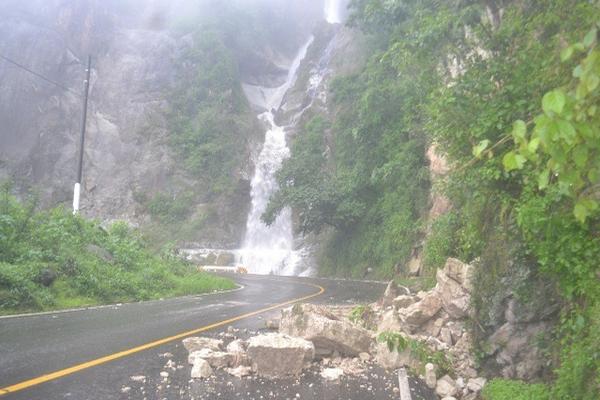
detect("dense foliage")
(269, 0), (600, 397)
(0, 184), (234, 314)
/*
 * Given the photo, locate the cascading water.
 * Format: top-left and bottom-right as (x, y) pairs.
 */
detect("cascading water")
(239, 37), (314, 275)
(324, 0), (343, 24)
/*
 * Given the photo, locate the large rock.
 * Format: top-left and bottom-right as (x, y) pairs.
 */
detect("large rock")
(188, 348), (233, 369)
(442, 258), (474, 291)
(436, 375), (458, 398)
(436, 268), (470, 319)
(377, 309), (403, 334)
(226, 339), (249, 367)
(247, 333), (314, 378)
(182, 337), (223, 353)
(393, 295), (417, 309)
(398, 293), (442, 330)
(381, 280), (399, 308)
(280, 304), (373, 356)
(374, 341), (414, 370)
(190, 358), (213, 379)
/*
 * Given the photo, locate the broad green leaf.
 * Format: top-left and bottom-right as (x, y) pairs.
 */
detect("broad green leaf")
(583, 28), (597, 48)
(556, 119), (576, 143)
(574, 198), (598, 223)
(503, 151), (526, 171)
(512, 120), (527, 140)
(538, 169), (550, 190)
(542, 90), (566, 115)
(586, 74), (600, 92)
(560, 46), (574, 62)
(472, 139), (490, 158)
(527, 137), (540, 153)
(573, 65), (583, 78)
(588, 168), (600, 183)
(572, 146), (588, 168)
(574, 201), (589, 223)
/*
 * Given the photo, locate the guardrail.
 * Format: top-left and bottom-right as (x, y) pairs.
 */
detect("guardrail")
(199, 265), (248, 274)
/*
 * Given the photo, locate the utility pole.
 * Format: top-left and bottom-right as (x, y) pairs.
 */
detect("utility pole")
(73, 55), (92, 214)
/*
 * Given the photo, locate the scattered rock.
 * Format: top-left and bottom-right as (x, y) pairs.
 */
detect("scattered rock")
(247, 333), (314, 378)
(377, 309), (403, 334)
(265, 319), (280, 330)
(320, 367), (344, 381)
(226, 365), (252, 378)
(191, 358), (213, 379)
(374, 341), (414, 370)
(436, 267), (470, 319)
(439, 327), (453, 345)
(226, 339), (249, 367)
(398, 292), (442, 330)
(358, 352), (371, 362)
(188, 348), (233, 369)
(120, 386), (131, 394)
(159, 371), (169, 379)
(129, 375), (146, 383)
(436, 375), (458, 398)
(393, 295), (416, 309)
(182, 336), (223, 352)
(381, 281), (399, 308)
(280, 304), (372, 356)
(338, 358), (365, 375)
(467, 377), (487, 392)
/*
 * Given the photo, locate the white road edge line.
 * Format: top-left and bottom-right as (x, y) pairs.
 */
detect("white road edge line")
(0, 284), (245, 320)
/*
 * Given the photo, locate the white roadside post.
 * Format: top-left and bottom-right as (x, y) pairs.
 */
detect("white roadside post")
(398, 368), (412, 400)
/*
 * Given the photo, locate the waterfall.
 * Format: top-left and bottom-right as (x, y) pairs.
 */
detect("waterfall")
(239, 37), (314, 275)
(324, 0), (342, 24)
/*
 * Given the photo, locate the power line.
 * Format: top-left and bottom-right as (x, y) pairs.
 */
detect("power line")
(0, 53), (81, 96)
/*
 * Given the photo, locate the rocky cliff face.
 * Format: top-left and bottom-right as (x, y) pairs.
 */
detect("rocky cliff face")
(0, 0), (326, 247)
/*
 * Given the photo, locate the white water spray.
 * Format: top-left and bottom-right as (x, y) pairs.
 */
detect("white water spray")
(240, 37), (314, 275)
(324, 0), (342, 24)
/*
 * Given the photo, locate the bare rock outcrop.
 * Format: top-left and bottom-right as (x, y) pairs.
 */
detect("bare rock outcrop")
(279, 304), (373, 357)
(246, 333), (315, 378)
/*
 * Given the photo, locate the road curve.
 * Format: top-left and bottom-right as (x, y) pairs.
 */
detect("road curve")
(0, 274), (385, 399)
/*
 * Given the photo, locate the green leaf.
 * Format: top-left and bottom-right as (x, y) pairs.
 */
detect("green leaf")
(574, 198), (599, 223)
(574, 201), (589, 223)
(503, 151), (526, 171)
(542, 90), (566, 115)
(586, 74), (600, 92)
(583, 28), (597, 48)
(538, 169), (550, 190)
(512, 120), (527, 140)
(572, 146), (588, 168)
(527, 137), (540, 153)
(472, 139), (490, 158)
(556, 119), (577, 143)
(560, 46), (574, 62)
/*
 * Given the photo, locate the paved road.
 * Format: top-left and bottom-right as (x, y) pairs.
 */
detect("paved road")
(0, 274), (388, 400)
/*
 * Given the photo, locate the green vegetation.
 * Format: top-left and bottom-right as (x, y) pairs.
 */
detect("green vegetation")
(482, 379), (551, 400)
(266, 0), (600, 397)
(0, 185), (234, 314)
(348, 304), (376, 329)
(377, 331), (453, 376)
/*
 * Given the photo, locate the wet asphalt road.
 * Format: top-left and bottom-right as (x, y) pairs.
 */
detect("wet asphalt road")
(0, 274), (402, 400)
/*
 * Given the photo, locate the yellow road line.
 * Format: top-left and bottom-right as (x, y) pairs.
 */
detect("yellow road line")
(0, 282), (325, 397)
